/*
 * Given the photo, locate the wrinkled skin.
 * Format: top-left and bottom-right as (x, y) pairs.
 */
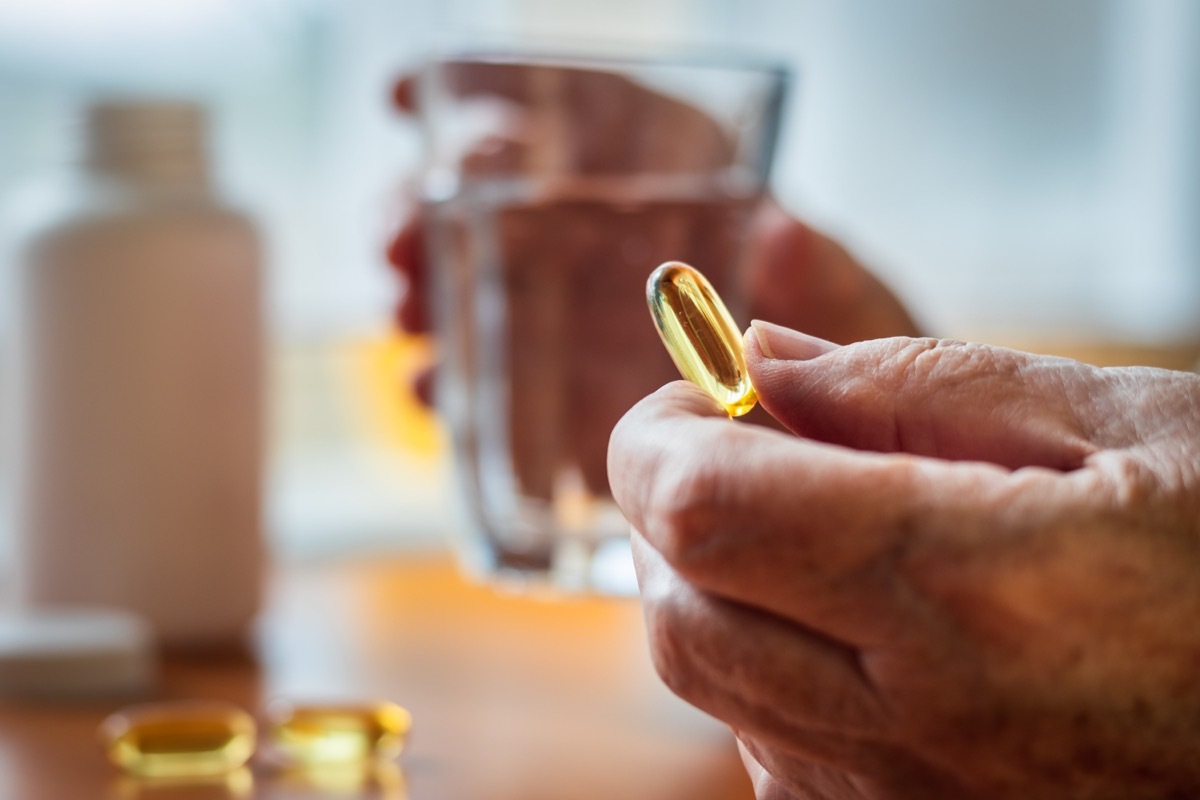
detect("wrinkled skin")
(608, 320), (1200, 800)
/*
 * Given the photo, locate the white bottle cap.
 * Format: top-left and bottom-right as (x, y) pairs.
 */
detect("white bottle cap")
(84, 100), (209, 187)
(0, 608), (157, 701)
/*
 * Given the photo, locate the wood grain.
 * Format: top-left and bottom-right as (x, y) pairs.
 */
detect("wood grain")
(0, 554), (753, 800)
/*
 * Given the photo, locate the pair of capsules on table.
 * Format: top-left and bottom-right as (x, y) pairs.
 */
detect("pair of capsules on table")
(100, 698), (412, 777)
(647, 261), (757, 416)
(98, 263), (742, 781)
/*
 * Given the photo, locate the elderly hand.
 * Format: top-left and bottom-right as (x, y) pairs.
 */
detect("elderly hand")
(608, 320), (1200, 799)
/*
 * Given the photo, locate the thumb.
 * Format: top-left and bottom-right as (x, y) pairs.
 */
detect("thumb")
(744, 320), (1099, 471)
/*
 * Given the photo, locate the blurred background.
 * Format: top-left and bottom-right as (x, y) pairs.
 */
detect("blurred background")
(1, 0), (1197, 572)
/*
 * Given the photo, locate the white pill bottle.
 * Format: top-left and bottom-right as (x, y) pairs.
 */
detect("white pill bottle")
(11, 101), (264, 649)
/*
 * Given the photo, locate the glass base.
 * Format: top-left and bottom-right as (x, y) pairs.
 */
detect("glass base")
(462, 535), (638, 597)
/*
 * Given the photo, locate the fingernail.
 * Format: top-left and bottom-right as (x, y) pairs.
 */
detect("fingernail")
(747, 320), (838, 361)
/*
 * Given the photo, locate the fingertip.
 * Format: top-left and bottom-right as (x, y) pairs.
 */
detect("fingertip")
(746, 320), (838, 362)
(607, 381), (727, 505)
(392, 75), (418, 113)
(645, 380), (729, 422)
(742, 323), (846, 440)
(385, 226), (411, 270)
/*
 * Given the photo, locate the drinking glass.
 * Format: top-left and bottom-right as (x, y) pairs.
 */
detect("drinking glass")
(419, 52), (788, 592)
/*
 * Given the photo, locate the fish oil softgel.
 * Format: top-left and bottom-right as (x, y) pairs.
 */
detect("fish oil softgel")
(100, 700), (256, 777)
(647, 261), (757, 416)
(269, 700), (413, 764)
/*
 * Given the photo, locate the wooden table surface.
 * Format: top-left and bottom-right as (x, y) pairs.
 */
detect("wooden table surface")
(0, 554), (753, 800)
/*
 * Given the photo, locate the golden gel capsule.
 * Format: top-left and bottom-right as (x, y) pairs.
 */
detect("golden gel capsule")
(269, 700), (413, 764)
(647, 261), (757, 417)
(99, 700), (256, 778)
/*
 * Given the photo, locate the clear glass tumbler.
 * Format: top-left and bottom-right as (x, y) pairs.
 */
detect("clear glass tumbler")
(419, 52), (788, 592)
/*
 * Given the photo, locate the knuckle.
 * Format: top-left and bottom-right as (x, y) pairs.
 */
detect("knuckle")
(1089, 449), (1161, 518)
(1110, 452), (1156, 507)
(642, 594), (701, 701)
(827, 337), (994, 418)
(643, 436), (734, 571)
(882, 337), (980, 390)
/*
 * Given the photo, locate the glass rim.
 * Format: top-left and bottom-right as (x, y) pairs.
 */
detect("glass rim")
(422, 46), (791, 82)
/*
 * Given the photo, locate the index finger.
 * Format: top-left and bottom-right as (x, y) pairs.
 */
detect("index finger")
(607, 381), (1037, 645)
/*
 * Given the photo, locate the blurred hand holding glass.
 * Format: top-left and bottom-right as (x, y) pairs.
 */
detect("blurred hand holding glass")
(413, 53), (787, 591)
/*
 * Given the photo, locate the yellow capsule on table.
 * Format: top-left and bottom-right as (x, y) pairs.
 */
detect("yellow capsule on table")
(99, 700), (256, 778)
(269, 700), (413, 764)
(646, 261), (757, 417)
